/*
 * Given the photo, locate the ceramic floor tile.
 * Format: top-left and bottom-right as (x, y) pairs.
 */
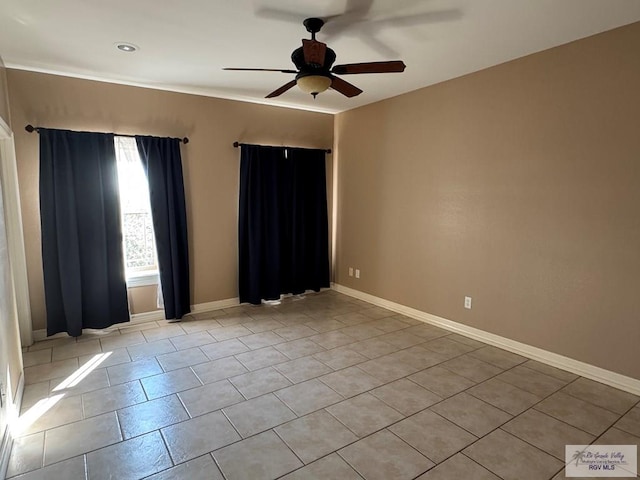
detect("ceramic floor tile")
(389, 409), (477, 463)
(238, 331), (285, 349)
(340, 324), (385, 341)
(229, 366), (292, 399)
(208, 324), (253, 341)
(161, 410), (240, 464)
(371, 378), (442, 416)
(367, 318), (413, 333)
(596, 426), (640, 448)
(421, 337), (477, 357)
(440, 355), (503, 382)
(107, 357), (163, 385)
(615, 405), (640, 437)
(467, 346), (527, 369)
(214, 430), (303, 480)
(463, 429), (564, 480)
(8, 456), (87, 480)
(408, 365), (476, 398)
(535, 392), (620, 436)
(275, 378), (344, 416)
(468, 378), (541, 415)
(430, 392), (512, 437)
(334, 312), (372, 326)
(338, 429), (434, 480)
(275, 338), (325, 359)
(24, 359), (79, 385)
(377, 331), (426, 349)
(326, 393), (404, 437)
(100, 331), (146, 351)
(126, 339), (176, 362)
(43, 412), (122, 465)
(51, 339), (102, 362)
(274, 356), (332, 383)
(313, 347), (368, 370)
(22, 349), (53, 368)
(79, 347), (132, 369)
(168, 330), (216, 350)
(416, 453), (500, 480)
(155, 346), (209, 372)
(223, 393), (296, 437)
(359, 306), (395, 320)
(276, 410), (358, 463)
(86, 431), (172, 480)
(319, 366), (383, 397)
(48, 368), (110, 397)
(305, 319), (346, 333)
(200, 338), (249, 360)
(180, 318), (223, 334)
(117, 394), (189, 439)
(561, 377), (639, 414)
(357, 355), (419, 383)
(522, 360), (579, 383)
(235, 346), (290, 371)
(496, 365), (567, 397)
(348, 338), (398, 359)
(446, 333), (488, 348)
(280, 453), (362, 480)
(273, 324), (318, 341)
(178, 379), (244, 417)
(19, 394), (84, 436)
(243, 318), (285, 333)
(82, 380), (147, 417)
(19, 381), (51, 412)
(140, 367), (202, 399)
(142, 324), (186, 342)
(385, 346), (447, 370)
(146, 455), (224, 480)
(6, 432), (44, 478)
(309, 331), (355, 349)
(502, 409), (595, 460)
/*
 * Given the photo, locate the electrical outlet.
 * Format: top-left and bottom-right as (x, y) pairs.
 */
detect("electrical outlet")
(464, 296), (472, 309)
(355, 269), (360, 279)
(349, 267), (354, 277)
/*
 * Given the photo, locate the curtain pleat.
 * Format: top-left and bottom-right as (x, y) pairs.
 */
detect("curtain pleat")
(135, 136), (191, 320)
(238, 145), (330, 304)
(39, 129), (129, 336)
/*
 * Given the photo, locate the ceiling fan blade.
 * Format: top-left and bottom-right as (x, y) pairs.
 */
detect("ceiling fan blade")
(266, 80), (297, 98)
(302, 39), (327, 66)
(331, 61), (406, 75)
(224, 68), (298, 74)
(330, 76), (363, 97)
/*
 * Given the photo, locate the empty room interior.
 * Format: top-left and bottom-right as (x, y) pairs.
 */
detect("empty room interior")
(0, 1), (639, 479)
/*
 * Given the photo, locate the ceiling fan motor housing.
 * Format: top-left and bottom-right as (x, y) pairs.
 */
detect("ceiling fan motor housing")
(291, 46), (336, 80)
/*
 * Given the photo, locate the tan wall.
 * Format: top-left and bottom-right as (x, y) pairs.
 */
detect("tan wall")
(335, 22), (640, 379)
(7, 70), (333, 331)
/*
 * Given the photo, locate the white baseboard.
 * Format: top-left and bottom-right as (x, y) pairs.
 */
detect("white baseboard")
(332, 283), (640, 396)
(32, 297), (241, 342)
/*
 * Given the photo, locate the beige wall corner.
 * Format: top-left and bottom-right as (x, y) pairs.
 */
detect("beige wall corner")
(6, 71), (334, 331)
(335, 22), (640, 380)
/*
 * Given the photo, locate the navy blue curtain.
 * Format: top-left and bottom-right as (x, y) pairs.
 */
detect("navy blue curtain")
(238, 145), (330, 304)
(135, 136), (191, 320)
(39, 129), (129, 337)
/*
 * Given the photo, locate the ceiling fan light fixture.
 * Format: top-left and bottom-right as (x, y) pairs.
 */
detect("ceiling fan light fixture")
(116, 43), (138, 53)
(296, 75), (332, 97)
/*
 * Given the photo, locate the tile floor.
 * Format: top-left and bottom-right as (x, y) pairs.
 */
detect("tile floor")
(6, 291), (640, 480)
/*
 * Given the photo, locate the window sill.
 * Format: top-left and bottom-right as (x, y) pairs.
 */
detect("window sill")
(126, 270), (159, 288)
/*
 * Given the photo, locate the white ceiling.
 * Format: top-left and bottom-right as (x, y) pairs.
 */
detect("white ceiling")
(1, 0), (640, 114)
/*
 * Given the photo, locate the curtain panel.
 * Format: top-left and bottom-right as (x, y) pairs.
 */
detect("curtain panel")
(135, 136), (191, 320)
(39, 128), (129, 336)
(238, 145), (330, 304)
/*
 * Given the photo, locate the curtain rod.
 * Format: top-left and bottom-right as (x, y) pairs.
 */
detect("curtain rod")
(233, 141), (331, 154)
(25, 125), (189, 144)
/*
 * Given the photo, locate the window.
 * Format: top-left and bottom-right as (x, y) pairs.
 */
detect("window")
(114, 136), (158, 286)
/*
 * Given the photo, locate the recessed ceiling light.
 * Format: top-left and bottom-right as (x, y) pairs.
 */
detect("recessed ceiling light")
(116, 43), (138, 52)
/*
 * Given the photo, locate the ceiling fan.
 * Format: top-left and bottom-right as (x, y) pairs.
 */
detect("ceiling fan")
(224, 17), (406, 99)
